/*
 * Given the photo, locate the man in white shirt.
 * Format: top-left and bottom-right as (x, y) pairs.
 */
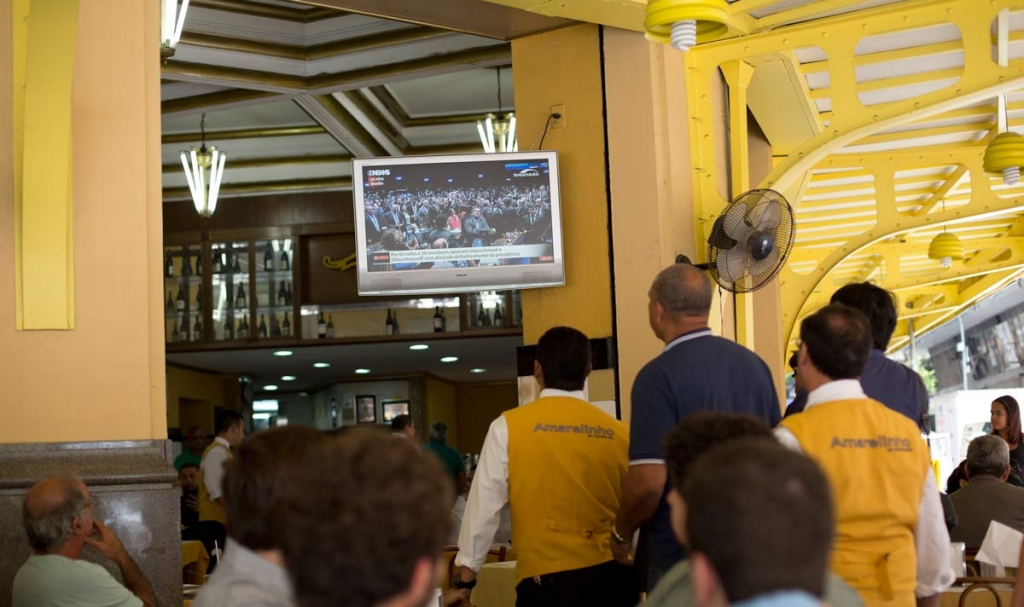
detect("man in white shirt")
(198, 409), (244, 565)
(776, 304), (954, 606)
(13, 476), (156, 607)
(453, 326), (636, 607)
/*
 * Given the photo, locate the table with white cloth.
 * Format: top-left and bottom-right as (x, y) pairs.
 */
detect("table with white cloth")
(473, 561), (516, 607)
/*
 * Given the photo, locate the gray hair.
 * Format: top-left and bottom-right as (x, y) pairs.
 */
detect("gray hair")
(429, 422), (448, 442)
(650, 263), (713, 318)
(967, 434), (1010, 478)
(23, 477), (89, 553)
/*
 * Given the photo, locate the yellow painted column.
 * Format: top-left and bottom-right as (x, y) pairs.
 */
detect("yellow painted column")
(512, 25), (617, 405)
(0, 0), (167, 442)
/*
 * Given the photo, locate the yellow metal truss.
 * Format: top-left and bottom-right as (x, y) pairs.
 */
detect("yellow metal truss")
(685, 0), (1024, 359)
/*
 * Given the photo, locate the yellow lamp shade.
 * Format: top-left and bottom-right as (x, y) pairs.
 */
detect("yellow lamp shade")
(645, 0), (730, 51)
(928, 232), (964, 269)
(983, 132), (1024, 185)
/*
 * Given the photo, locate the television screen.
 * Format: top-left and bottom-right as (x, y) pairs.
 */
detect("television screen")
(352, 151), (564, 296)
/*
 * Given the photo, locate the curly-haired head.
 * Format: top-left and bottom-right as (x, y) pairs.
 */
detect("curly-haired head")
(280, 428), (452, 607)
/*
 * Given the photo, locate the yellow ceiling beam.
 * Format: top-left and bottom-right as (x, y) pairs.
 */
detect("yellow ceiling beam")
(809, 67), (965, 100)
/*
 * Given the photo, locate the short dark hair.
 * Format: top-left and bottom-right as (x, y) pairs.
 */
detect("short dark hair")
(179, 463), (199, 474)
(800, 304), (872, 380)
(223, 426), (328, 551)
(215, 409), (244, 436)
(391, 414), (413, 432)
(664, 413), (773, 491)
(830, 282), (898, 350)
(281, 429), (451, 607)
(536, 326), (591, 391)
(684, 440), (834, 602)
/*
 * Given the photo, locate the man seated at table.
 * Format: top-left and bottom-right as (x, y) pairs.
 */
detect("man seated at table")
(950, 434), (1024, 549)
(279, 429), (470, 607)
(194, 425), (328, 607)
(681, 440), (836, 607)
(12, 476), (156, 607)
(179, 463), (200, 531)
(644, 413), (864, 607)
(454, 326), (637, 607)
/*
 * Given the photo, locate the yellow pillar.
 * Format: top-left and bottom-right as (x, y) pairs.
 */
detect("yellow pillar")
(0, 0), (167, 442)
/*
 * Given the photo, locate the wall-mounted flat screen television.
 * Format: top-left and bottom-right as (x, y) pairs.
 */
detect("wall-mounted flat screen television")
(353, 151), (564, 296)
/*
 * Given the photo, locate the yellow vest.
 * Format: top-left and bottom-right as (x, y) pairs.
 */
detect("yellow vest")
(780, 398), (929, 607)
(504, 396), (629, 583)
(198, 440), (232, 525)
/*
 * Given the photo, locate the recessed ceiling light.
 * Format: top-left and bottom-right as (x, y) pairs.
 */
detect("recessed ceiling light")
(253, 412), (271, 421)
(355, 368), (371, 374)
(313, 362), (331, 368)
(440, 356), (459, 363)
(281, 375), (297, 381)
(409, 344), (429, 351)
(470, 368), (487, 374)
(263, 385), (279, 391)
(273, 350), (293, 357)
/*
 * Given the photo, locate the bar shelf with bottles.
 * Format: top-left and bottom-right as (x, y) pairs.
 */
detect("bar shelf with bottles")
(164, 244), (205, 344)
(211, 241), (252, 342)
(253, 239), (295, 341)
(299, 290), (521, 342)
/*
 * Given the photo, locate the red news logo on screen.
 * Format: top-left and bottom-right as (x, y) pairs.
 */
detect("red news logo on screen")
(372, 253), (391, 262)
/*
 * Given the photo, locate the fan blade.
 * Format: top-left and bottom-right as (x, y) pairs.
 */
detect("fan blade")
(717, 246), (749, 284)
(748, 245), (780, 277)
(721, 203), (752, 241)
(755, 200), (782, 233)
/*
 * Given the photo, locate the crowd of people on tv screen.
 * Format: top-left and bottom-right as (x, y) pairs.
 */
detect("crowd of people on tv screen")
(18, 263), (1024, 607)
(362, 185), (554, 253)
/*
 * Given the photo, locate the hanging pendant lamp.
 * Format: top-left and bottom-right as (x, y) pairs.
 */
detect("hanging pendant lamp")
(928, 200), (964, 269)
(179, 114), (227, 218)
(477, 68), (517, 154)
(160, 0), (190, 59)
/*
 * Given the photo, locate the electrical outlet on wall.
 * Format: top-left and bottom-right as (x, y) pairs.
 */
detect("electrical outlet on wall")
(550, 104), (566, 129)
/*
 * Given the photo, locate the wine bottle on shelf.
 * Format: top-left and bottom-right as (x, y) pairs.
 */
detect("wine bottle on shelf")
(195, 255), (202, 276)
(238, 315), (249, 339)
(166, 291), (174, 312)
(224, 316), (234, 340)
(285, 282), (293, 305)
(317, 312), (327, 338)
(165, 254), (174, 278)
(264, 248), (273, 272)
(476, 306), (486, 327)
(494, 304), (504, 326)
(393, 311), (400, 335)
(195, 285), (203, 311)
(176, 285), (186, 312)
(233, 255), (242, 274)
(279, 250), (290, 272)
(282, 312), (291, 337)
(181, 255), (191, 277)
(171, 322), (180, 343)
(235, 284), (247, 310)
(212, 252), (222, 274)
(271, 316), (282, 337)
(433, 306), (445, 332)
(326, 315), (335, 338)
(258, 315), (268, 339)
(277, 281), (287, 306)
(385, 309), (394, 335)
(193, 316), (203, 342)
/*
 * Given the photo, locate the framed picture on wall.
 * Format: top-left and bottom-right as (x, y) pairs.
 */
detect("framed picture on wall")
(356, 395), (377, 424)
(382, 400), (410, 422)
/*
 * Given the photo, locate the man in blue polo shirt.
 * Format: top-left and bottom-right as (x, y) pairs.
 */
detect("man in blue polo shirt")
(785, 282), (929, 429)
(611, 263), (780, 590)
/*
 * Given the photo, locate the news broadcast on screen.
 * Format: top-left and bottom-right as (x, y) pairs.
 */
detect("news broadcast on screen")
(352, 152), (565, 296)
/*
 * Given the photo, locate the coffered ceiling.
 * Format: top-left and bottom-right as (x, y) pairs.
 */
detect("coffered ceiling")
(161, 0), (559, 201)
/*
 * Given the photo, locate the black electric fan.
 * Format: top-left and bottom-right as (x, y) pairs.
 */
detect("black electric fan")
(682, 189), (796, 294)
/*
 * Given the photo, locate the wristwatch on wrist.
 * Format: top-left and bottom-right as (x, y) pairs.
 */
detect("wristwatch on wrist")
(611, 527), (630, 546)
(452, 576), (477, 590)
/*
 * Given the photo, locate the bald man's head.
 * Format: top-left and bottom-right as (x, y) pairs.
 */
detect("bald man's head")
(649, 263), (714, 319)
(23, 476), (92, 553)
